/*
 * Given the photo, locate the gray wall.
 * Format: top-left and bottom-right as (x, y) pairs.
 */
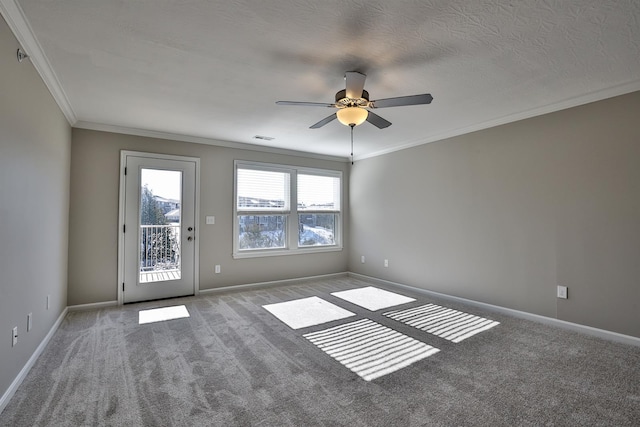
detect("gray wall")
(0, 16), (71, 401)
(68, 129), (350, 305)
(349, 91), (640, 338)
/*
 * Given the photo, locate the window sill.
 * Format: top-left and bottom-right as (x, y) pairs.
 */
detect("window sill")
(233, 245), (343, 259)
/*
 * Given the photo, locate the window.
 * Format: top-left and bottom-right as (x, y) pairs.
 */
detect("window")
(236, 166), (289, 251)
(297, 173), (340, 247)
(234, 161), (342, 257)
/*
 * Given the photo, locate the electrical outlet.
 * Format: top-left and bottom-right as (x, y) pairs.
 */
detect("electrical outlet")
(557, 285), (568, 299)
(47, 295), (50, 310)
(12, 327), (18, 347)
(215, 265), (221, 274)
(361, 255), (365, 263)
(27, 313), (32, 332)
(384, 259), (389, 268)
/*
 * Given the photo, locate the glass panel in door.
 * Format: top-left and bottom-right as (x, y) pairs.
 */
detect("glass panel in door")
(139, 169), (182, 284)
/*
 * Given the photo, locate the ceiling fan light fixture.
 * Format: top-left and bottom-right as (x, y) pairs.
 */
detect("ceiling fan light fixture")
(336, 107), (368, 127)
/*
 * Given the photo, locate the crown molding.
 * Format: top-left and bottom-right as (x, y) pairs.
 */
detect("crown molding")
(0, 0), (77, 124)
(74, 121), (350, 163)
(356, 79), (640, 161)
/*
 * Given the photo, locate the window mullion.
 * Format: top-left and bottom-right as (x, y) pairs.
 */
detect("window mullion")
(289, 170), (298, 251)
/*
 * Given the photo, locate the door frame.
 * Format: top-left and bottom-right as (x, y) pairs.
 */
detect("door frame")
(117, 150), (200, 305)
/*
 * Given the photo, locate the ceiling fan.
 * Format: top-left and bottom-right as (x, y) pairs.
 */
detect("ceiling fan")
(276, 71), (433, 129)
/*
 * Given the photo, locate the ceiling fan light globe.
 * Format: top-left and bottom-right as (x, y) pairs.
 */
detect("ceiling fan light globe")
(336, 107), (368, 127)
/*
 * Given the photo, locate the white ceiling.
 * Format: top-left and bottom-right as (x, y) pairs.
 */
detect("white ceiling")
(4, 0), (640, 160)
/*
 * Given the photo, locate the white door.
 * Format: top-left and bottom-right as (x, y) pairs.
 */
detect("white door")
(120, 152), (198, 303)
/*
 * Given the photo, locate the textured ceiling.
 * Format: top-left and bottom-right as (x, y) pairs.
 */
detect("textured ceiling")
(8, 0), (640, 160)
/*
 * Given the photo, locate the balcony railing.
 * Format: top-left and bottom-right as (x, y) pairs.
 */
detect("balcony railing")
(140, 224), (181, 282)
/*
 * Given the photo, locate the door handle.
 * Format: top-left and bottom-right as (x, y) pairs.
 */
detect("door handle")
(187, 236), (194, 241)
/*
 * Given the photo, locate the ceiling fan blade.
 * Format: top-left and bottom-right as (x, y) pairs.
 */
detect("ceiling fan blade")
(276, 101), (336, 107)
(366, 111), (392, 129)
(345, 72), (367, 99)
(369, 93), (433, 109)
(310, 113), (337, 129)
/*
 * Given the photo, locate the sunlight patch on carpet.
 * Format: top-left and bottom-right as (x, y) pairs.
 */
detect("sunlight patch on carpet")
(304, 319), (439, 381)
(331, 286), (416, 311)
(138, 305), (190, 325)
(263, 296), (356, 329)
(384, 304), (499, 343)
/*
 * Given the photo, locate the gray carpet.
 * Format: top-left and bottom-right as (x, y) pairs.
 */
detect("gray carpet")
(1, 276), (639, 426)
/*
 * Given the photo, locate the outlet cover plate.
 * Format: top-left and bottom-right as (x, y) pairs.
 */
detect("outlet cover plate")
(557, 285), (568, 299)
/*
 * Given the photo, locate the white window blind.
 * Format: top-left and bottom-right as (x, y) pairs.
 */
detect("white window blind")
(297, 174), (340, 212)
(237, 168), (290, 212)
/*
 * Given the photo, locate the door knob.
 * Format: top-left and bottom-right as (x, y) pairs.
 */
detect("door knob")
(187, 236), (194, 241)
(188, 226), (193, 232)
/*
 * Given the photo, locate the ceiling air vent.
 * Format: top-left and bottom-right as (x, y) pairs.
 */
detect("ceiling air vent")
(253, 135), (275, 141)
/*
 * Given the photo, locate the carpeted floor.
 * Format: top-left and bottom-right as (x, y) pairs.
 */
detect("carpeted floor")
(1, 276), (639, 426)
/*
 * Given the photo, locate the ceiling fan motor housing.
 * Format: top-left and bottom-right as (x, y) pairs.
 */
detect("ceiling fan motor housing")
(335, 89), (370, 107)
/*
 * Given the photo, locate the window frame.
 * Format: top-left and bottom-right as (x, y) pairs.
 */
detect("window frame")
(233, 160), (343, 258)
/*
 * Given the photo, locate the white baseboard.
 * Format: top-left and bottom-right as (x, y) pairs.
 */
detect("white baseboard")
(349, 272), (640, 348)
(199, 272), (348, 295)
(0, 307), (68, 415)
(67, 301), (118, 311)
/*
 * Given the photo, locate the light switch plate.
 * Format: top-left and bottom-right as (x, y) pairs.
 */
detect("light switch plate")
(206, 216), (215, 225)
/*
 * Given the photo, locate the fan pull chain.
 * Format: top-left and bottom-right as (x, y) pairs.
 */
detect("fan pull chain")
(350, 124), (355, 165)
